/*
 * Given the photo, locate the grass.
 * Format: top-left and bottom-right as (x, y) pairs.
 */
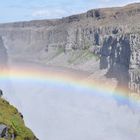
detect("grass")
(68, 49), (99, 64)
(54, 47), (65, 57)
(48, 47), (65, 61)
(0, 98), (36, 140)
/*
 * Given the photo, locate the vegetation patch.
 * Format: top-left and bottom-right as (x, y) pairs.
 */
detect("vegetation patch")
(0, 98), (36, 140)
(68, 49), (98, 65)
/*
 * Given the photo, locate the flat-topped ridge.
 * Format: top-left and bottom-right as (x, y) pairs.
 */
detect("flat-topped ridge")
(0, 2), (139, 28)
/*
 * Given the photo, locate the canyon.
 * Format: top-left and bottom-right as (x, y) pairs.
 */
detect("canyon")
(0, 3), (140, 96)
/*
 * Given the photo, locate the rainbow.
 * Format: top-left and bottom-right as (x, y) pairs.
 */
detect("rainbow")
(0, 64), (140, 106)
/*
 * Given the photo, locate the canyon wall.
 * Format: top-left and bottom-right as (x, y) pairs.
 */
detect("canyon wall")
(0, 36), (8, 69)
(0, 3), (140, 95)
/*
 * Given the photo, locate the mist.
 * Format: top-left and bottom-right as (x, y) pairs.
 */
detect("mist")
(2, 63), (140, 140)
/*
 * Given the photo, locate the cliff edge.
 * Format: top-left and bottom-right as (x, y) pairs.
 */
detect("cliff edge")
(0, 91), (38, 140)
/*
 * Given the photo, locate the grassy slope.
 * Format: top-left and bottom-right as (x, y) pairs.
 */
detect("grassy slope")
(0, 98), (36, 140)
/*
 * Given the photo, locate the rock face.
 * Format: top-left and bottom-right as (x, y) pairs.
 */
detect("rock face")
(0, 89), (3, 97)
(0, 124), (14, 140)
(0, 36), (8, 69)
(0, 3), (140, 95)
(129, 34), (140, 94)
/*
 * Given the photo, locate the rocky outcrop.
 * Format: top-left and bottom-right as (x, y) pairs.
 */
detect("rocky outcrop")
(129, 34), (140, 94)
(0, 3), (139, 95)
(99, 34), (131, 91)
(0, 124), (15, 140)
(0, 90), (3, 97)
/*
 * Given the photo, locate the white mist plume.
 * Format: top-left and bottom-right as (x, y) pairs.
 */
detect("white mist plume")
(8, 67), (140, 140)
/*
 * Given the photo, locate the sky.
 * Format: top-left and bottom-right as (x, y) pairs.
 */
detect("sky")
(0, 0), (139, 23)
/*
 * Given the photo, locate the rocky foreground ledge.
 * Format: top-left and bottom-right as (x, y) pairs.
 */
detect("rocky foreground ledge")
(0, 90), (38, 140)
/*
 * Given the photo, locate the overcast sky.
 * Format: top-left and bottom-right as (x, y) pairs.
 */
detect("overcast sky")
(0, 0), (140, 23)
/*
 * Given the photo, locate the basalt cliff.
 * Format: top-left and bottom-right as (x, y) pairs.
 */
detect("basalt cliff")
(0, 3), (140, 96)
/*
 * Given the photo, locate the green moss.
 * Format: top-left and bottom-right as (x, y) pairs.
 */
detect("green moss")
(0, 98), (36, 140)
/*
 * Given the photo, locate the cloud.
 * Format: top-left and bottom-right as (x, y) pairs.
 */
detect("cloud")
(32, 8), (69, 19)
(99, 0), (111, 2)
